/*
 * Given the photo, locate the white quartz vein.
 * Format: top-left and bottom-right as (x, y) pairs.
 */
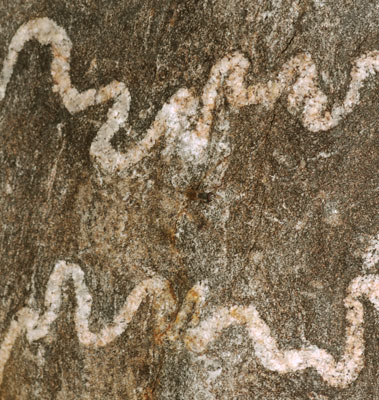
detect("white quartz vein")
(0, 260), (378, 388)
(0, 18), (378, 174)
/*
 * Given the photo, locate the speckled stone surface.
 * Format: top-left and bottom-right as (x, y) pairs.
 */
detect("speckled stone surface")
(0, 1), (378, 399)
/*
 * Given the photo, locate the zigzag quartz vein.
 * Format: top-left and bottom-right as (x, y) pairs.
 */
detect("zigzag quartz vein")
(0, 18), (378, 174)
(1, 17), (379, 388)
(0, 261), (378, 388)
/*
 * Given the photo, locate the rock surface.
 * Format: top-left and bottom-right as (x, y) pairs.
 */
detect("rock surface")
(0, 1), (378, 399)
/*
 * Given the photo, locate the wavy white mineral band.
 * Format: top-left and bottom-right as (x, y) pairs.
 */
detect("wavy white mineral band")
(0, 260), (378, 388)
(1, 18), (378, 174)
(0, 261), (207, 386)
(184, 274), (379, 388)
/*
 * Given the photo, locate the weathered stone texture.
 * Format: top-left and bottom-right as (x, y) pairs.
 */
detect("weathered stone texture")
(0, 1), (378, 399)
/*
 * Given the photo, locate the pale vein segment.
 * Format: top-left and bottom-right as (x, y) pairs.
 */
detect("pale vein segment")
(0, 261), (176, 385)
(184, 274), (379, 388)
(0, 262), (378, 389)
(0, 17), (130, 175)
(1, 18), (379, 174)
